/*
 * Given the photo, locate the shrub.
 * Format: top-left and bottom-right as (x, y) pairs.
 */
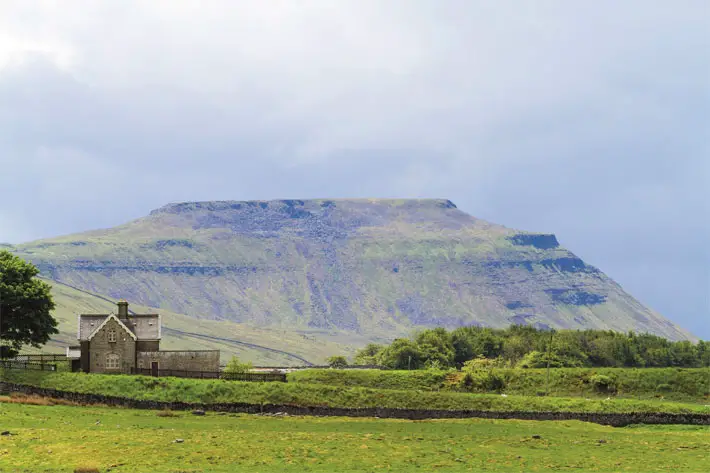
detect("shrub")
(223, 356), (253, 375)
(462, 356), (512, 371)
(458, 371), (505, 393)
(656, 383), (673, 393)
(326, 356), (348, 369)
(590, 374), (616, 393)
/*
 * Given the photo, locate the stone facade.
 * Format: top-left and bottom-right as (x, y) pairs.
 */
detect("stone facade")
(76, 301), (219, 374)
(88, 317), (136, 374)
(136, 350), (220, 372)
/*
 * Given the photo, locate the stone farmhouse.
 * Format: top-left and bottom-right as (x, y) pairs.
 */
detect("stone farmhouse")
(72, 300), (219, 374)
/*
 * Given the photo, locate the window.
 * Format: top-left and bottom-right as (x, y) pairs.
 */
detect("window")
(106, 353), (120, 370)
(108, 329), (117, 343)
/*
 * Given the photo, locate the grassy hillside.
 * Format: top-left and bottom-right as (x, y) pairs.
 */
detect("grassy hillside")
(2, 402), (708, 473)
(11, 198), (694, 342)
(289, 368), (710, 402)
(3, 370), (709, 414)
(41, 278), (371, 365)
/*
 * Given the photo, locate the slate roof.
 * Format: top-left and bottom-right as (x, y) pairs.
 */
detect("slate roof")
(78, 312), (161, 341)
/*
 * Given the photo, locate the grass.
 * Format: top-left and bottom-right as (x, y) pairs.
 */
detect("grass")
(3, 370), (710, 415)
(289, 368), (710, 403)
(0, 401), (708, 472)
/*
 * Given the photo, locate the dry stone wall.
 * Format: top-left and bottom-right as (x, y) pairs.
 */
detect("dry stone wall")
(1, 382), (708, 427)
(136, 350), (219, 371)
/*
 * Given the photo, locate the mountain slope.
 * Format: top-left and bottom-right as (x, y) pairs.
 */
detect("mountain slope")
(37, 278), (364, 364)
(12, 198), (693, 342)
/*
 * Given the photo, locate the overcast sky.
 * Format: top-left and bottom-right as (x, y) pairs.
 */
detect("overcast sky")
(1, 1), (708, 337)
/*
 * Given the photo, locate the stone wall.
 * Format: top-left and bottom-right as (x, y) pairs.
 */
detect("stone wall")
(89, 318), (136, 374)
(136, 340), (160, 352)
(1, 382), (708, 427)
(136, 350), (219, 372)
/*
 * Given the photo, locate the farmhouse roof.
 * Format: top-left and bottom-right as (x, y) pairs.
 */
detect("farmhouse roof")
(77, 302), (161, 341)
(86, 313), (137, 341)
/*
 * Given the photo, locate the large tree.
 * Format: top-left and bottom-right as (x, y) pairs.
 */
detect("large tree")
(0, 251), (58, 358)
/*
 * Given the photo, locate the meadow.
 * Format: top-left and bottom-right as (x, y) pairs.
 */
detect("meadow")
(288, 368), (710, 402)
(3, 370), (709, 415)
(0, 398), (708, 473)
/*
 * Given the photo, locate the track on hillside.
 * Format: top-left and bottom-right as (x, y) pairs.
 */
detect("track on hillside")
(42, 277), (313, 366)
(161, 328), (313, 366)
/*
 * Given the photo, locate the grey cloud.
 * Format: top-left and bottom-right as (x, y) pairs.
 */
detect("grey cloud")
(0, 1), (708, 336)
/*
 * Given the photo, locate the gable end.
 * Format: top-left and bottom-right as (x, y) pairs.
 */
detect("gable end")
(87, 314), (137, 341)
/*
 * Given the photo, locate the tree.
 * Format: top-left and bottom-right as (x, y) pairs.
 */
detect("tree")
(416, 328), (455, 367)
(378, 338), (423, 370)
(223, 356), (253, 374)
(0, 251), (58, 358)
(353, 343), (384, 365)
(326, 355), (348, 368)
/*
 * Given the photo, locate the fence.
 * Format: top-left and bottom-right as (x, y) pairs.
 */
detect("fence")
(14, 354), (68, 362)
(130, 367), (287, 382)
(0, 360), (57, 371)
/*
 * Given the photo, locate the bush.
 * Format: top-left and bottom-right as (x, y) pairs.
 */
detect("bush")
(326, 356), (348, 369)
(223, 356), (253, 375)
(656, 383), (673, 393)
(462, 356), (507, 371)
(458, 371), (505, 393)
(590, 374), (616, 393)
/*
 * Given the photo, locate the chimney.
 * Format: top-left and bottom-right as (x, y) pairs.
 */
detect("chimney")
(117, 300), (129, 318)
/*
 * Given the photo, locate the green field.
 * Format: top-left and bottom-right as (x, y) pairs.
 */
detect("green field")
(289, 368), (710, 402)
(0, 400), (708, 473)
(3, 370), (709, 415)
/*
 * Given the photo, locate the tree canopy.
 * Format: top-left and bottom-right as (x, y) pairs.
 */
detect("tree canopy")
(352, 324), (709, 370)
(0, 251), (58, 358)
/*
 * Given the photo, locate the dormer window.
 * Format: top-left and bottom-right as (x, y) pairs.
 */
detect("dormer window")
(108, 329), (117, 343)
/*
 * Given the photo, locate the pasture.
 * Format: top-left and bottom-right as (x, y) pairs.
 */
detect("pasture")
(2, 370), (709, 415)
(0, 398), (708, 472)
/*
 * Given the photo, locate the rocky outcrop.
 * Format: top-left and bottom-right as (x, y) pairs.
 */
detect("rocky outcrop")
(508, 233), (560, 249)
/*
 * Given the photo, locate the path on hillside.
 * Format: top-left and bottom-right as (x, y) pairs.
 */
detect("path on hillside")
(42, 277), (313, 366)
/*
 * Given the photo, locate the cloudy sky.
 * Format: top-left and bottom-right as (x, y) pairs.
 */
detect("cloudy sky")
(1, 1), (708, 337)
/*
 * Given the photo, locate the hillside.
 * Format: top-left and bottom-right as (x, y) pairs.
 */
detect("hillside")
(10, 199), (693, 350)
(37, 278), (364, 364)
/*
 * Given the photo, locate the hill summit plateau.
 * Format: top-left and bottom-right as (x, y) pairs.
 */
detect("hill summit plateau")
(11, 198), (693, 344)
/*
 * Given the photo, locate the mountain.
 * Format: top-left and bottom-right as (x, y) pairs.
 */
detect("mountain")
(10, 199), (694, 355)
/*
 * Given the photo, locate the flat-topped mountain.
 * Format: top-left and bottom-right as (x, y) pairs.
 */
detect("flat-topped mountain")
(11, 198), (694, 343)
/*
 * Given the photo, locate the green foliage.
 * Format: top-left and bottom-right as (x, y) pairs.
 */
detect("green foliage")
(376, 338), (423, 370)
(517, 350), (585, 368)
(289, 367), (710, 402)
(356, 325), (709, 370)
(415, 328), (455, 367)
(223, 356), (253, 374)
(0, 251), (58, 358)
(462, 355), (509, 370)
(458, 371), (506, 393)
(353, 343), (384, 365)
(589, 374), (617, 393)
(326, 355), (348, 368)
(289, 369), (451, 391)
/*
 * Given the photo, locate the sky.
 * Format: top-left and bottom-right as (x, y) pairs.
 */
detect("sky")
(0, 1), (708, 337)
